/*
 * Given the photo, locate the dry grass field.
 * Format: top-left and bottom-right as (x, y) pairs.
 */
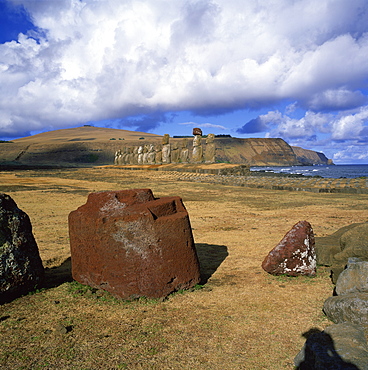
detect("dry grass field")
(1, 167), (367, 369)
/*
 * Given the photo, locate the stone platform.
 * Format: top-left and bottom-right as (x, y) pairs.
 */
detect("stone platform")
(104, 163), (251, 176)
(103, 164), (368, 194)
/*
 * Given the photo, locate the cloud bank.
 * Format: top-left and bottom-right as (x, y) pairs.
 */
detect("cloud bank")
(0, 0), (367, 163)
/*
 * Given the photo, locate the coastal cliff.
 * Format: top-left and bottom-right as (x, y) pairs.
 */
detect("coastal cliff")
(0, 127), (332, 167)
(292, 146), (334, 165)
(215, 137), (301, 166)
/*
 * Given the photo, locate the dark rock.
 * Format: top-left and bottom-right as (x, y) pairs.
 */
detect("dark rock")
(69, 189), (200, 299)
(331, 223), (368, 282)
(323, 293), (368, 328)
(0, 193), (44, 304)
(54, 324), (72, 335)
(262, 221), (316, 276)
(294, 323), (368, 369)
(335, 258), (368, 295)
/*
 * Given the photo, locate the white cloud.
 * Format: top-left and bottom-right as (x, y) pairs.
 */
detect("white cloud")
(331, 107), (368, 140)
(308, 89), (367, 111)
(333, 144), (368, 163)
(1, 0), (368, 137)
(247, 106), (368, 145)
(179, 121), (227, 130)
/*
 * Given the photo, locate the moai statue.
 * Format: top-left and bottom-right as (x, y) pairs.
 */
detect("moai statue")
(170, 142), (180, 163)
(118, 149), (125, 165)
(180, 139), (189, 163)
(114, 150), (121, 165)
(192, 128), (203, 163)
(147, 144), (156, 164)
(162, 134), (171, 164)
(137, 146), (143, 164)
(155, 144), (162, 164)
(204, 133), (216, 163)
(142, 144), (149, 164)
(120, 147), (127, 164)
(133, 146), (139, 164)
(128, 147), (134, 164)
(123, 147), (129, 164)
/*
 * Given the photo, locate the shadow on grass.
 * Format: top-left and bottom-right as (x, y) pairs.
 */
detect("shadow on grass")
(44, 244), (230, 289)
(195, 243), (229, 284)
(0, 258), (73, 305)
(1, 245), (227, 304)
(43, 257), (73, 289)
(295, 328), (359, 369)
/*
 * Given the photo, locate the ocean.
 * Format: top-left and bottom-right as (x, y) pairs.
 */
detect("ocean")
(250, 164), (368, 179)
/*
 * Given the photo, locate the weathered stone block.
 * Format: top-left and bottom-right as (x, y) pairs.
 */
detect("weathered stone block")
(69, 189), (200, 299)
(294, 323), (368, 369)
(262, 220), (316, 276)
(0, 193), (44, 303)
(335, 258), (368, 295)
(331, 222), (368, 282)
(323, 293), (368, 328)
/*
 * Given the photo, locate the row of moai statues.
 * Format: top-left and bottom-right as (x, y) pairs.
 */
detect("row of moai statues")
(114, 129), (216, 165)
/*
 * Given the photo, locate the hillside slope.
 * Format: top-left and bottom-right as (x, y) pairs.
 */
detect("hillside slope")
(0, 126), (332, 167)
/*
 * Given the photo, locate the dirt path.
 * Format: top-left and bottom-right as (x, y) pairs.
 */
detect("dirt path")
(1, 168), (367, 369)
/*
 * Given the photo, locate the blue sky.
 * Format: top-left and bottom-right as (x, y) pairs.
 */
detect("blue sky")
(1, 0), (368, 163)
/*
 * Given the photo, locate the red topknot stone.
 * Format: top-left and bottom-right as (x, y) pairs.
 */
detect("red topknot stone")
(262, 220), (316, 276)
(193, 127), (203, 136)
(68, 189), (200, 299)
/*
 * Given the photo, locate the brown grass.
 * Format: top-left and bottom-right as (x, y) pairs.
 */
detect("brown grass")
(1, 168), (367, 369)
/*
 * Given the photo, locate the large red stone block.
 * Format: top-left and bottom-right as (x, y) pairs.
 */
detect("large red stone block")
(68, 189), (200, 299)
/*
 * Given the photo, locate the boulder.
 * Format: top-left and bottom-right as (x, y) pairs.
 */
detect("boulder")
(294, 323), (368, 369)
(323, 293), (368, 328)
(314, 224), (360, 266)
(0, 193), (44, 303)
(340, 222), (368, 254)
(331, 223), (368, 282)
(324, 257), (368, 329)
(335, 258), (368, 295)
(69, 189), (200, 299)
(262, 221), (316, 276)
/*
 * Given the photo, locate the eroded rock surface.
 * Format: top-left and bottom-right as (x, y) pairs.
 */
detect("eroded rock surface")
(262, 220), (316, 276)
(324, 258), (368, 329)
(69, 189), (200, 299)
(331, 222), (368, 282)
(294, 323), (368, 369)
(335, 258), (368, 295)
(0, 193), (44, 303)
(323, 293), (368, 329)
(314, 223), (360, 266)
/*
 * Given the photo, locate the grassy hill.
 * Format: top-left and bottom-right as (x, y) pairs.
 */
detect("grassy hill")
(0, 126), (332, 168)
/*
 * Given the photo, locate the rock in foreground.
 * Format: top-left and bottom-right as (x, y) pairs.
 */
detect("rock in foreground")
(0, 193), (44, 304)
(331, 222), (368, 282)
(262, 220), (316, 276)
(294, 323), (368, 369)
(324, 258), (368, 329)
(69, 189), (200, 299)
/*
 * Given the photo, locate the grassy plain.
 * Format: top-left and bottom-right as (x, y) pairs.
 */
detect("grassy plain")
(0, 167), (367, 369)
